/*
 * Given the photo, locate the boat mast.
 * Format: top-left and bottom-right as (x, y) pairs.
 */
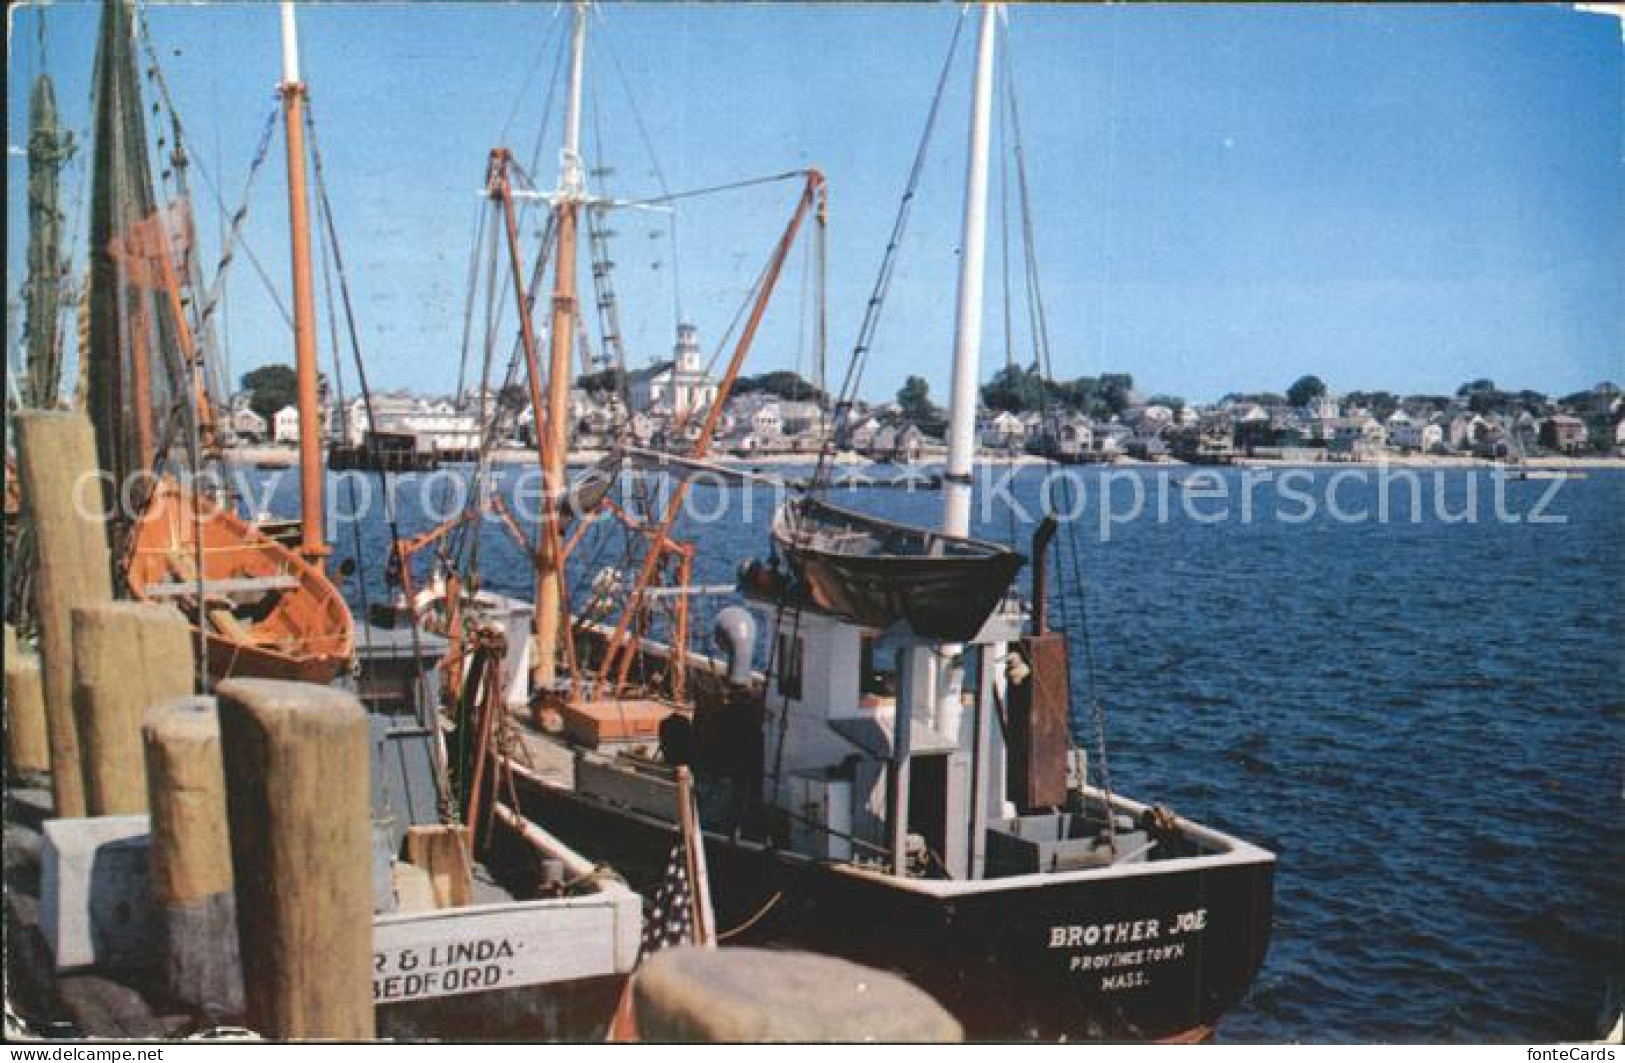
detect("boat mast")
(940, 2), (998, 538)
(534, 0), (588, 689)
(279, 2), (328, 569)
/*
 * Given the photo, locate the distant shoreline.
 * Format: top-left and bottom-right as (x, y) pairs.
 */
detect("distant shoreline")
(221, 444), (1625, 472)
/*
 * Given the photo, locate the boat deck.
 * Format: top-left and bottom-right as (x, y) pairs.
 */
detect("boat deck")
(514, 719), (578, 788)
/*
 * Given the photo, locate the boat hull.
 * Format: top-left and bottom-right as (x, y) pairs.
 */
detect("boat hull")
(515, 774), (1274, 1042)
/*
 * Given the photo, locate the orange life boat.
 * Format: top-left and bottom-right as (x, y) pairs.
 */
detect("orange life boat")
(125, 478), (353, 684)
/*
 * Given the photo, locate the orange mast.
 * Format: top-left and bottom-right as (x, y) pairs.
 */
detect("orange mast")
(279, 2), (327, 569)
(533, 0), (588, 690)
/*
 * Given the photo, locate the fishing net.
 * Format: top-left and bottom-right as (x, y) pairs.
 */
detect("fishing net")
(83, 0), (208, 530)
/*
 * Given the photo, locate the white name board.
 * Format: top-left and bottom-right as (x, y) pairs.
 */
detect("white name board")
(373, 899), (620, 1003)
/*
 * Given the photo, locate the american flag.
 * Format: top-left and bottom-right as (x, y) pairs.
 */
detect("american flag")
(640, 839), (696, 956)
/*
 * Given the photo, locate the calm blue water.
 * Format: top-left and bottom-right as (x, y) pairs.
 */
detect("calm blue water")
(252, 462), (1624, 1042)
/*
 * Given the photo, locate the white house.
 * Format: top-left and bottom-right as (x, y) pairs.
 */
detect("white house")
(1331, 415), (1385, 449)
(1446, 412), (1488, 452)
(230, 406), (267, 443)
(847, 416), (882, 452)
(273, 405), (300, 444)
(339, 392), (480, 452)
(979, 410), (1027, 449)
(1386, 411), (1442, 452)
(1055, 417), (1093, 459)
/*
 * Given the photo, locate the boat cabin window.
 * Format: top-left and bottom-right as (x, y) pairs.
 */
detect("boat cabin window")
(860, 634), (896, 698)
(776, 632), (803, 700)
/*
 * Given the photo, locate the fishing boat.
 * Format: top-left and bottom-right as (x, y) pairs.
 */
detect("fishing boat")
(250, 2), (644, 1037)
(0, 2), (643, 1041)
(764, 494), (1024, 642)
(498, 3), (1275, 1041)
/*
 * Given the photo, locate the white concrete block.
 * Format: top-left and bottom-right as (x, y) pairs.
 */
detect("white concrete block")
(41, 815), (153, 971)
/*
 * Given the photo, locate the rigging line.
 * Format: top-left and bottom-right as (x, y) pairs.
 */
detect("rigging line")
(498, 7), (566, 148)
(195, 107), (286, 335)
(524, 19), (571, 179)
(584, 63), (631, 380)
(455, 206), (506, 576)
(577, 61), (657, 529)
(316, 173), (378, 668)
(305, 99), (438, 732)
(997, 97), (1017, 548)
(810, 6), (967, 493)
(998, 86), (1015, 378)
(479, 195), (508, 427)
(474, 21), (566, 398)
(997, 50), (1042, 378)
(815, 194), (829, 410)
(133, 10), (293, 326)
(212, 85), (233, 397)
(794, 210), (812, 397)
(595, 5), (684, 321)
(455, 210), (558, 581)
(607, 170), (810, 211)
(455, 199), (490, 405)
(1003, 33), (1115, 831)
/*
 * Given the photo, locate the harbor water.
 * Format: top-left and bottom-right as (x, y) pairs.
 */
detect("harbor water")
(246, 461), (1624, 1042)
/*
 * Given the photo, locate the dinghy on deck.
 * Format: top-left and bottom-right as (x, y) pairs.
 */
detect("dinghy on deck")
(769, 495), (1025, 641)
(124, 479), (353, 683)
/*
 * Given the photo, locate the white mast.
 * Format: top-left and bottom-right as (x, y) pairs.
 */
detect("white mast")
(940, 2), (998, 538)
(560, 1), (587, 195)
(279, 2), (300, 84)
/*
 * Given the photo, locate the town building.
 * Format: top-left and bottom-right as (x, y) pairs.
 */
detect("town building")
(627, 322), (718, 416)
(273, 405), (300, 444)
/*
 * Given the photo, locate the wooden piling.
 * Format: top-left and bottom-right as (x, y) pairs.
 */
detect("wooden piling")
(5, 641), (52, 777)
(16, 411), (113, 818)
(217, 679), (374, 1039)
(72, 601), (194, 815)
(633, 947), (963, 1042)
(143, 696), (242, 1019)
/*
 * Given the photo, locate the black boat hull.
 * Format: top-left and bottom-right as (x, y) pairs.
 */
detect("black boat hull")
(515, 775), (1274, 1042)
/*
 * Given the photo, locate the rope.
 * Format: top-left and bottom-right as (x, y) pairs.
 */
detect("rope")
(596, 7), (684, 323)
(1000, 29), (1116, 840)
(717, 890), (783, 941)
(810, 8), (967, 492)
(134, 15), (292, 327)
(607, 170), (809, 211)
(195, 107), (284, 336)
(305, 98), (442, 755)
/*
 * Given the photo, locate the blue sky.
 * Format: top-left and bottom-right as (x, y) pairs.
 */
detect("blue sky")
(7, 2), (1622, 405)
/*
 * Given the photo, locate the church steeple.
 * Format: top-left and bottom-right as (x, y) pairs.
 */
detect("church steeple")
(674, 321), (700, 375)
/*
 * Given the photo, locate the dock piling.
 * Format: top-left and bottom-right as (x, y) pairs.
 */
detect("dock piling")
(72, 602), (194, 816)
(217, 679), (374, 1039)
(633, 946), (962, 1042)
(16, 411), (114, 818)
(5, 634), (52, 777)
(143, 695), (243, 1019)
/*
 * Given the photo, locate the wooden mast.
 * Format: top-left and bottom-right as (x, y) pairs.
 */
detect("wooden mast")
(534, 0), (588, 690)
(278, 2), (327, 569)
